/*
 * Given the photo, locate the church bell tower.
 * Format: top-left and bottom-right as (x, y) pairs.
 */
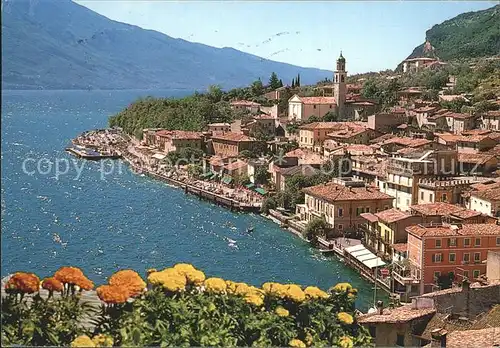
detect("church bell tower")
(333, 52), (347, 118)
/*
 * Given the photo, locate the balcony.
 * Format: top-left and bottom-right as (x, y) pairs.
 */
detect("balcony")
(392, 271), (420, 285)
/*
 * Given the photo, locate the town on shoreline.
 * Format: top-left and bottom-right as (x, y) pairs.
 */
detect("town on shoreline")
(68, 53), (500, 345)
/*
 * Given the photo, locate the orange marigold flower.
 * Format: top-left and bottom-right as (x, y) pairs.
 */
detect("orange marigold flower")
(96, 285), (130, 304)
(54, 266), (85, 284)
(41, 277), (63, 292)
(109, 270), (146, 297)
(5, 272), (40, 294)
(77, 277), (94, 291)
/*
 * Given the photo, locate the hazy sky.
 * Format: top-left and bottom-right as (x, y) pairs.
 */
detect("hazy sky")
(75, 0), (498, 74)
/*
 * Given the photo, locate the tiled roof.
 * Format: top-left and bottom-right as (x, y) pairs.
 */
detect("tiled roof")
(327, 126), (368, 139)
(436, 133), (461, 143)
(399, 88), (423, 94)
(297, 96), (337, 105)
(209, 156), (224, 166)
(357, 305), (435, 324)
(414, 106), (439, 113)
(458, 152), (496, 165)
(223, 159), (247, 171)
(407, 223), (500, 238)
(375, 208), (412, 223)
(208, 122), (230, 127)
(381, 137), (431, 148)
(486, 110), (500, 118)
(446, 328), (500, 347)
(230, 100), (261, 106)
(450, 209), (482, 219)
(299, 122), (342, 130)
(391, 243), (408, 253)
(303, 182), (394, 203)
(285, 148), (306, 158)
(439, 95), (468, 102)
(471, 187), (500, 202)
(280, 165), (319, 177)
(370, 133), (395, 144)
(211, 132), (256, 142)
(360, 212), (378, 222)
(410, 202), (465, 216)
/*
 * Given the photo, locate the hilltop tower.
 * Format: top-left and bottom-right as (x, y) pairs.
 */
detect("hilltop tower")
(333, 52), (347, 118)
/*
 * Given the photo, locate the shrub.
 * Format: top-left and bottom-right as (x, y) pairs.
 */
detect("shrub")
(1, 265), (371, 347)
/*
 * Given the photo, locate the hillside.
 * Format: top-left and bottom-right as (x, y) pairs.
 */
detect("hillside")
(1, 0), (330, 90)
(406, 4), (500, 62)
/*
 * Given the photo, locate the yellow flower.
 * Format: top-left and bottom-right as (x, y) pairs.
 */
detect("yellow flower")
(262, 282), (287, 298)
(184, 269), (206, 285)
(338, 336), (353, 348)
(305, 332), (314, 346)
(284, 284), (306, 303)
(92, 334), (114, 347)
(244, 293), (264, 307)
(147, 268), (186, 292)
(71, 335), (95, 347)
(304, 286), (329, 300)
(234, 282), (250, 296)
(289, 339), (306, 348)
(173, 263), (196, 274)
(348, 293), (356, 300)
(204, 277), (227, 294)
(275, 306), (289, 317)
(332, 282), (352, 293)
(337, 312), (354, 325)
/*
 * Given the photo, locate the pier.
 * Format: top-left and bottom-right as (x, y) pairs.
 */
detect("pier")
(65, 147), (121, 160)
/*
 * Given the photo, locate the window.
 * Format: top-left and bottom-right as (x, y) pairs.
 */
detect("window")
(310, 138), (313, 144)
(396, 334), (405, 347)
(475, 238), (481, 247)
(432, 253), (442, 263)
(497, 237), (500, 246)
(434, 271), (441, 279)
(448, 238), (457, 247)
(313, 105), (317, 109)
(435, 239), (442, 248)
(430, 193), (434, 201)
(449, 253), (456, 263)
(464, 238), (470, 247)
(463, 253), (470, 263)
(420, 192), (424, 200)
(463, 270), (469, 279)
(473, 270), (480, 279)
(442, 193), (447, 202)
(474, 252), (481, 263)
(369, 326), (376, 338)
(338, 224), (343, 230)
(338, 208), (343, 217)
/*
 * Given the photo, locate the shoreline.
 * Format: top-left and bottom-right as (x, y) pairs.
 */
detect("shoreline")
(70, 129), (392, 295)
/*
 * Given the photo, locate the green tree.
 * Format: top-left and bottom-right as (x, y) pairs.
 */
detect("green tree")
(278, 79), (284, 87)
(239, 150), (254, 159)
(187, 164), (203, 178)
(251, 79), (264, 97)
(269, 72), (280, 90)
(261, 196), (277, 214)
(324, 110), (339, 122)
(296, 74), (301, 87)
(208, 85), (223, 103)
(254, 166), (271, 185)
(441, 99), (469, 113)
(304, 217), (329, 245)
(291, 78), (295, 88)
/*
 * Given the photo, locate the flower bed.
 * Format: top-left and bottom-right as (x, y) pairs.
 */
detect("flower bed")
(1, 264), (371, 347)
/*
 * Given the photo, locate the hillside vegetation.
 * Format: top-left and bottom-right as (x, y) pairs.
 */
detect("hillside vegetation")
(407, 4), (500, 61)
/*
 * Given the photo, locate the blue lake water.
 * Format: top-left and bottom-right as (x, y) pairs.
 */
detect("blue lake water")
(1, 89), (380, 310)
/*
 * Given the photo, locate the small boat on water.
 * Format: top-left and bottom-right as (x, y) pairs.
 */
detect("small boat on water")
(246, 226), (254, 233)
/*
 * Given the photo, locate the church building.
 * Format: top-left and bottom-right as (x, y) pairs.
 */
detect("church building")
(288, 53), (378, 122)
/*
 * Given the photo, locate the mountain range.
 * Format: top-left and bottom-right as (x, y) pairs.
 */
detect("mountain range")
(2, 0), (331, 90)
(406, 4), (500, 62)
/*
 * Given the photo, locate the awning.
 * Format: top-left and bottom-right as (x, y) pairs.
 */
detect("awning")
(209, 173), (218, 180)
(222, 176), (233, 184)
(350, 249), (373, 258)
(363, 258), (386, 269)
(345, 244), (365, 254)
(200, 171), (213, 179)
(254, 187), (267, 195)
(151, 153), (166, 160)
(245, 183), (255, 189)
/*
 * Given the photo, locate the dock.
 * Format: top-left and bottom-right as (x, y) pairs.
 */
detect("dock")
(65, 147), (121, 160)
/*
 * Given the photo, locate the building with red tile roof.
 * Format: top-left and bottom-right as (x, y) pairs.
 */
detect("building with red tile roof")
(406, 223), (500, 294)
(210, 132), (260, 158)
(154, 130), (204, 153)
(297, 178), (394, 234)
